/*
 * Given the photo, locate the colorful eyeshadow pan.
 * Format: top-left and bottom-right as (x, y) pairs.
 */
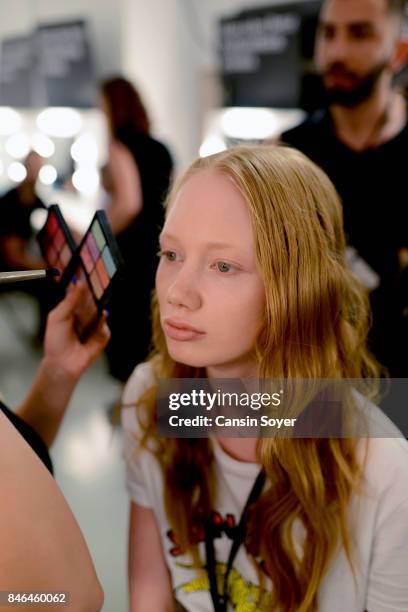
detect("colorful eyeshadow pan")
(90, 268), (104, 299)
(92, 221), (106, 250)
(96, 257), (110, 290)
(81, 244), (94, 273)
(60, 243), (71, 266)
(48, 212), (58, 234)
(86, 232), (99, 262)
(54, 228), (65, 250)
(101, 247), (116, 277)
(37, 205), (76, 284)
(48, 245), (59, 265)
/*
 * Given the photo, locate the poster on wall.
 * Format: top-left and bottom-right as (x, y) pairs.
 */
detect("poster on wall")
(0, 19), (96, 107)
(36, 20), (96, 107)
(219, 1), (321, 109)
(0, 35), (34, 107)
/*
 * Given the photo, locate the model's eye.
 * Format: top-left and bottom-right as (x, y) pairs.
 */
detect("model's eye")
(217, 261), (232, 273)
(158, 250), (178, 262)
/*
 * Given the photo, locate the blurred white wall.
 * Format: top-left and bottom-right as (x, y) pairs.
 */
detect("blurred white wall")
(119, 0), (205, 171)
(119, 0), (318, 171)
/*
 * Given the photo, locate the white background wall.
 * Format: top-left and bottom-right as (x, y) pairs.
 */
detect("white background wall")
(119, 0), (318, 170)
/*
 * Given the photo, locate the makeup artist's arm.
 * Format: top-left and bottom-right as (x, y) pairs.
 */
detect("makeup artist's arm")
(16, 282), (110, 448)
(0, 409), (104, 611)
(105, 140), (143, 234)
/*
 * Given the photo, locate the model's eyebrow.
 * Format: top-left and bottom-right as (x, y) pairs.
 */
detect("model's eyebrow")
(204, 241), (241, 251)
(159, 232), (178, 243)
(159, 233), (241, 252)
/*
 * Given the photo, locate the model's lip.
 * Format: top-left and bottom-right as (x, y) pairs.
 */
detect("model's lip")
(164, 318), (205, 334)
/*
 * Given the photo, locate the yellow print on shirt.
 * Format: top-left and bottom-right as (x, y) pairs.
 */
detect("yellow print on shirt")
(177, 561), (272, 611)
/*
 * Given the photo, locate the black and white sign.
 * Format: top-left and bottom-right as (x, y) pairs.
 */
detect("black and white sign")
(0, 35), (34, 107)
(0, 20), (96, 107)
(219, 2), (321, 108)
(37, 21), (96, 107)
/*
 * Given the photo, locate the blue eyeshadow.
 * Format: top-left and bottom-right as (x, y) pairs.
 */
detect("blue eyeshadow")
(102, 246), (117, 277)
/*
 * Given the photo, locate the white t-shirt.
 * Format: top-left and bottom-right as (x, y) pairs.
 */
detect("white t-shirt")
(121, 361), (408, 612)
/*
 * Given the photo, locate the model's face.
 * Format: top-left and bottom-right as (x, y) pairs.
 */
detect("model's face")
(156, 169), (266, 377)
(315, 0), (398, 105)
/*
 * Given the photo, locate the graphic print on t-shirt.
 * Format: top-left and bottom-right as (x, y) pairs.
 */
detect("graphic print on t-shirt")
(167, 512), (272, 611)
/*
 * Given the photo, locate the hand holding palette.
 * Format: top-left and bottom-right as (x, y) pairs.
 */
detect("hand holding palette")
(37, 205), (123, 342)
(69, 210), (123, 341)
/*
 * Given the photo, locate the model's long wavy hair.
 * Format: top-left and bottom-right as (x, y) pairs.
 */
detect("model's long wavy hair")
(134, 146), (380, 611)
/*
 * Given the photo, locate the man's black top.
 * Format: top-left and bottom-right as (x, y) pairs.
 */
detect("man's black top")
(0, 401), (53, 474)
(282, 110), (407, 376)
(282, 109), (408, 287)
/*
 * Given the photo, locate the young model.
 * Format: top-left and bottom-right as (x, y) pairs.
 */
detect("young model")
(122, 146), (408, 612)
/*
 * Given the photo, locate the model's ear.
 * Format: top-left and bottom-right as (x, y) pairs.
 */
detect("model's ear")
(390, 39), (408, 72)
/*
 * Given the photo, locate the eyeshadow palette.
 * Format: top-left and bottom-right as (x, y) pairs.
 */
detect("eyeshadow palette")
(37, 204), (76, 286)
(79, 214), (119, 300)
(68, 210), (123, 341)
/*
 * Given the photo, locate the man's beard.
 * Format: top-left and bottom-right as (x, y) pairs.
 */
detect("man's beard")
(322, 60), (388, 107)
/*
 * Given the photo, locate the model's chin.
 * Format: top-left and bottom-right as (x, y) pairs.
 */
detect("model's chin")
(166, 342), (211, 369)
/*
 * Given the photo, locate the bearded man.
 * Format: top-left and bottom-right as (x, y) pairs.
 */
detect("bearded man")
(282, 0), (408, 376)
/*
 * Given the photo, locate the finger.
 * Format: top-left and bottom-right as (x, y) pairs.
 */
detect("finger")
(85, 313), (111, 353)
(48, 282), (87, 322)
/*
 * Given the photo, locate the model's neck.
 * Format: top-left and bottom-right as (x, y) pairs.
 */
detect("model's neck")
(330, 83), (405, 151)
(206, 361), (260, 380)
(216, 436), (259, 463)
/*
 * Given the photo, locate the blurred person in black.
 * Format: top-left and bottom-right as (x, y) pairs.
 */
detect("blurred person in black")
(100, 76), (173, 382)
(282, 0), (408, 376)
(0, 151), (45, 271)
(0, 151), (54, 338)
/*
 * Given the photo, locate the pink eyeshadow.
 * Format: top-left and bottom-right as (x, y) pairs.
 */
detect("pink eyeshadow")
(81, 244), (94, 273)
(86, 232), (99, 262)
